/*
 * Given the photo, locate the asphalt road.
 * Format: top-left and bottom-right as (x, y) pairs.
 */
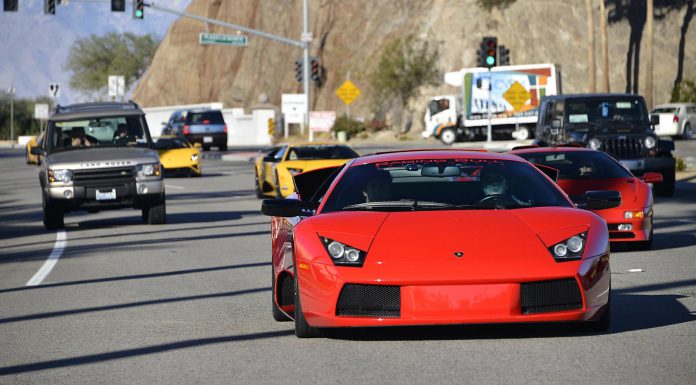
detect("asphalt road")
(1, 146), (695, 384)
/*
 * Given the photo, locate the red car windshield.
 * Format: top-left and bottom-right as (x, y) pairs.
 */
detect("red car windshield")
(515, 151), (633, 180)
(321, 159), (571, 212)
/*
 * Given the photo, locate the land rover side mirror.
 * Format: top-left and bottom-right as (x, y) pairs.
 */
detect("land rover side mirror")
(572, 190), (621, 210)
(650, 114), (659, 126)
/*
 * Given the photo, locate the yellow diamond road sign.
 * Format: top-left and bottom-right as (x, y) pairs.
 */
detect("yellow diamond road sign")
(503, 81), (531, 112)
(336, 80), (361, 105)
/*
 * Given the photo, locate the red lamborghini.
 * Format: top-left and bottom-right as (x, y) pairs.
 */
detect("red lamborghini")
(262, 150), (618, 338)
(509, 146), (660, 249)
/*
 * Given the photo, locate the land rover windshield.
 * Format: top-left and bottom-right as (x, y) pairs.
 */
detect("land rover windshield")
(45, 115), (152, 154)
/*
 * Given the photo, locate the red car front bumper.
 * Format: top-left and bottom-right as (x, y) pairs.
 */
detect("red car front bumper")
(296, 254), (610, 328)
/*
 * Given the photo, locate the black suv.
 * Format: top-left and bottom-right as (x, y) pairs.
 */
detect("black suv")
(535, 94), (676, 196)
(164, 109), (228, 151)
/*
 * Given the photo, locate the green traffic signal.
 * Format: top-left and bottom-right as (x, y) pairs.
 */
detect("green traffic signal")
(135, 9), (143, 17)
(486, 56), (495, 66)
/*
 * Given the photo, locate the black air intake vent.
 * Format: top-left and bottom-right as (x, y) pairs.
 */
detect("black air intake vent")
(336, 284), (400, 318)
(521, 278), (583, 314)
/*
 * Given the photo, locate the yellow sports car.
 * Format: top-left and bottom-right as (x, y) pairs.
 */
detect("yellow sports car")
(156, 136), (201, 177)
(254, 143), (359, 198)
(25, 131), (45, 165)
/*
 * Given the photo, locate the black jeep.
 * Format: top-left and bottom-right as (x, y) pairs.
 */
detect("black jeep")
(535, 94), (675, 196)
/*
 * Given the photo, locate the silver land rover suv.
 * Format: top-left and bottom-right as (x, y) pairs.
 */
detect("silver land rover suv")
(32, 102), (166, 229)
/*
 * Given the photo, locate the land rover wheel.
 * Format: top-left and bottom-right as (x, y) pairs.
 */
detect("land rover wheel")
(440, 128), (457, 145)
(143, 199), (166, 225)
(42, 194), (64, 230)
(654, 167), (676, 197)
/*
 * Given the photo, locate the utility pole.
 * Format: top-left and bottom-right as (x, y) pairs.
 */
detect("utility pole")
(303, 0), (312, 142)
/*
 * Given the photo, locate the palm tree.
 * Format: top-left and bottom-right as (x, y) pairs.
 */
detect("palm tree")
(586, 0), (596, 93)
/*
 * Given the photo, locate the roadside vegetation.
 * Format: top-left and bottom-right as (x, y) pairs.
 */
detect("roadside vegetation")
(0, 92), (53, 140)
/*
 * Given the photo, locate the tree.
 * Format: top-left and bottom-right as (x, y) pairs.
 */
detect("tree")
(475, 0), (517, 11)
(645, 0), (654, 108)
(599, 0), (610, 92)
(0, 92), (53, 140)
(672, 79), (696, 103)
(586, 0), (597, 93)
(65, 32), (160, 97)
(370, 35), (440, 133)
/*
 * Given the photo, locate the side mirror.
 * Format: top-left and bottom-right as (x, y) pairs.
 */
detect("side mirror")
(650, 114), (659, 125)
(641, 172), (664, 184)
(30, 147), (43, 155)
(573, 190), (621, 210)
(261, 199), (318, 217)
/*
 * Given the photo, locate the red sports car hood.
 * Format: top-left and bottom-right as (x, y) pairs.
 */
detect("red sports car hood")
(557, 177), (640, 206)
(306, 208), (598, 278)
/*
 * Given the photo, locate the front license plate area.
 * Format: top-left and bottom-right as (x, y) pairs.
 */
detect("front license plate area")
(203, 136), (213, 143)
(96, 189), (117, 200)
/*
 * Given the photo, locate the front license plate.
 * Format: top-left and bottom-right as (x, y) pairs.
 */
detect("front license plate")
(95, 189), (116, 200)
(203, 136), (213, 143)
(620, 159), (645, 170)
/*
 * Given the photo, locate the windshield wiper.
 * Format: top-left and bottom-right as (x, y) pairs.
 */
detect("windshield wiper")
(341, 200), (456, 211)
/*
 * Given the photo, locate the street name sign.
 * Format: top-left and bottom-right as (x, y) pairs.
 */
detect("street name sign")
(199, 32), (248, 47)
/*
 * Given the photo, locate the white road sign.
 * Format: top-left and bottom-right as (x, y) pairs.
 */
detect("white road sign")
(34, 104), (50, 120)
(48, 82), (60, 98)
(282, 93), (307, 124)
(309, 111), (336, 132)
(108, 75), (125, 97)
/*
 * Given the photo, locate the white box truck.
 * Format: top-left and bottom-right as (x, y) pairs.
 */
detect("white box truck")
(424, 63), (562, 144)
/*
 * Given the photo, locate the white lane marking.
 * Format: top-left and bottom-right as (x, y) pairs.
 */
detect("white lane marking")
(165, 184), (185, 190)
(26, 231), (67, 286)
(627, 269), (645, 273)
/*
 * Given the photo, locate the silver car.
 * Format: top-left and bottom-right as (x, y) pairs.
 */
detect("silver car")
(650, 103), (695, 139)
(32, 102), (166, 229)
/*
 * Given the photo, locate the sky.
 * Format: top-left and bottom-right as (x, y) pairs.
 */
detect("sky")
(0, 0), (192, 104)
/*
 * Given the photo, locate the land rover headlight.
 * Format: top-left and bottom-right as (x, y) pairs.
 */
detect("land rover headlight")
(136, 162), (161, 177)
(48, 169), (73, 183)
(644, 136), (656, 149)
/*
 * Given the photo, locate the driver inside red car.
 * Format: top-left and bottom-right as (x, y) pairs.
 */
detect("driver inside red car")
(479, 167), (530, 206)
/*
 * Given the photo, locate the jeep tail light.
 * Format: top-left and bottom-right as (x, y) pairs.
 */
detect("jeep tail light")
(673, 115), (679, 123)
(183, 125), (190, 135)
(203, 119), (210, 124)
(224, 124), (228, 133)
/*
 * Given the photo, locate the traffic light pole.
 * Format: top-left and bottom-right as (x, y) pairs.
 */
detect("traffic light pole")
(487, 68), (492, 142)
(146, 1), (313, 140)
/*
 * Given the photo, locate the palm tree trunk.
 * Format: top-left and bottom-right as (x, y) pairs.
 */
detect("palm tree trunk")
(586, 0), (596, 93)
(645, 0), (654, 108)
(599, 0), (610, 92)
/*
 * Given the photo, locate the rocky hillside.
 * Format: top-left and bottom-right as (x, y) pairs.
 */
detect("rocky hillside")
(133, 0), (696, 127)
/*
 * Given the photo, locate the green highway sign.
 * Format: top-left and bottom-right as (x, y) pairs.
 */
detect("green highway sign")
(199, 32), (248, 47)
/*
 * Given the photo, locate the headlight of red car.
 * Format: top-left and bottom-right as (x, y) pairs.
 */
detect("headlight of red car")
(320, 236), (366, 267)
(548, 232), (587, 262)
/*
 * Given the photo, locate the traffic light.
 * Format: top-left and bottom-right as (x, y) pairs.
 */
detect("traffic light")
(44, 0), (56, 15)
(112, 0), (125, 12)
(310, 58), (322, 86)
(3, 0), (19, 12)
(498, 45), (510, 66)
(294, 59), (303, 83)
(133, 0), (144, 19)
(480, 37), (497, 68)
